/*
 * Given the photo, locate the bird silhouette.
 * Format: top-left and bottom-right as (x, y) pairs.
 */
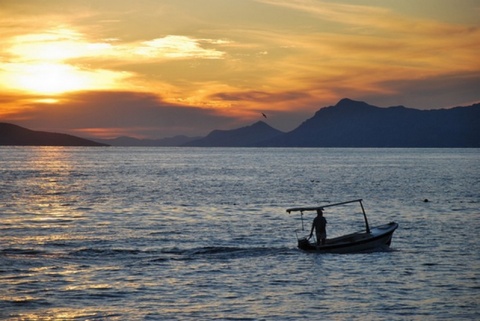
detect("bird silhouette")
(261, 113), (267, 118)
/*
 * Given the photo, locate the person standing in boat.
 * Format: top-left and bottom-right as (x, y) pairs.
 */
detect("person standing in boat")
(309, 209), (327, 245)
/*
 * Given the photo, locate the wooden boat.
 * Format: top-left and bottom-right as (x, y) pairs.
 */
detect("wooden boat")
(287, 199), (398, 253)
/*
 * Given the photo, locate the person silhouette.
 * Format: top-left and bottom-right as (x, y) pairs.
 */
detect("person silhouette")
(308, 209), (327, 245)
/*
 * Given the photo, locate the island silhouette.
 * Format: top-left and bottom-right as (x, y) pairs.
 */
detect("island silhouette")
(1, 99), (479, 147)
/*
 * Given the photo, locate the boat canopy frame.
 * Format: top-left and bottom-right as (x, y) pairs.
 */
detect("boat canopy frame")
(286, 199), (371, 234)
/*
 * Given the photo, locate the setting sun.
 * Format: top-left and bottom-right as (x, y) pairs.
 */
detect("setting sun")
(1, 28), (125, 96)
(10, 63), (91, 95)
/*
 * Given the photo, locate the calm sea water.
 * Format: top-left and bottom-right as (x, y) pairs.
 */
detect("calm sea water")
(1, 147), (479, 320)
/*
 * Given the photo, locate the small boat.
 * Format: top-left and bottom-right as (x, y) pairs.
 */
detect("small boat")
(287, 199), (398, 253)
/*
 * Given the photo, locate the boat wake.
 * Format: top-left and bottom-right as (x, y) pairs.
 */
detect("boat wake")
(159, 245), (294, 261)
(1, 245), (295, 264)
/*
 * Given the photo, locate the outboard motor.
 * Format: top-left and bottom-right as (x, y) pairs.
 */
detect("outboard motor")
(297, 237), (311, 249)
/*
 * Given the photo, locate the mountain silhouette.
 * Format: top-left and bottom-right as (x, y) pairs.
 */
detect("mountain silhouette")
(2, 99), (479, 147)
(262, 98), (480, 147)
(0, 123), (108, 146)
(184, 121), (284, 147)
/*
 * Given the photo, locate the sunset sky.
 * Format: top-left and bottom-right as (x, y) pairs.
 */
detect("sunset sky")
(1, 0), (479, 139)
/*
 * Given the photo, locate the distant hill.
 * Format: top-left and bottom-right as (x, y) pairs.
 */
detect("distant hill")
(0, 123), (108, 146)
(262, 99), (480, 147)
(184, 121), (285, 147)
(2, 99), (479, 147)
(94, 135), (201, 146)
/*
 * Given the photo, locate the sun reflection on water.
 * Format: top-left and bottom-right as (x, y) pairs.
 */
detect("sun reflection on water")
(19, 147), (80, 214)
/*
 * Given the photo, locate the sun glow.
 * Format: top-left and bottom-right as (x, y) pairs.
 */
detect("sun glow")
(1, 61), (132, 98)
(1, 28), (125, 96)
(1, 27), (232, 98)
(10, 63), (91, 95)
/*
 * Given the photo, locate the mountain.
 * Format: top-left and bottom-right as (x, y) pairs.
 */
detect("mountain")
(94, 135), (201, 146)
(2, 99), (478, 147)
(262, 98), (480, 147)
(0, 123), (108, 146)
(184, 121), (284, 147)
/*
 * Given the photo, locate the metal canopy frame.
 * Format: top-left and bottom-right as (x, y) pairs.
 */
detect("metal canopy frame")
(287, 199), (371, 234)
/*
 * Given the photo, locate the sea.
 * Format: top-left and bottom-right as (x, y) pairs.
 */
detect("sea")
(0, 147), (479, 320)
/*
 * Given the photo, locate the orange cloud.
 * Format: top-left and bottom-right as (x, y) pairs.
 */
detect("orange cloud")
(0, 90), (239, 138)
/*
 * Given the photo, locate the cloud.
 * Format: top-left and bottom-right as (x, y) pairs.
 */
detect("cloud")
(358, 71), (480, 109)
(135, 36), (227, 59)
(258, 0), (461, 34)
(211, 90), (310, 103)
(1, 90), (238, 138)
(6, 28), (110, 62)
(4, 26), (228, 65)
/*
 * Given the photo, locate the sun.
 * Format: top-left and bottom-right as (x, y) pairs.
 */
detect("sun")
(3, 29), (97, 95)
(2, 28), (128, 97)
(12, 63), (92, 95)
(3, 61), (131, 97)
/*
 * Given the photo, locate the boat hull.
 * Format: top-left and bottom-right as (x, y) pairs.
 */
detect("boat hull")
(297, 222), (398, 253)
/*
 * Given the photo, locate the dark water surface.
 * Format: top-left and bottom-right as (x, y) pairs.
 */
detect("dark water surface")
(1, 147), (479, 320)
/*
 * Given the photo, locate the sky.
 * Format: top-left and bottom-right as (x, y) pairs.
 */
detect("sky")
(0, 0), (479, 139)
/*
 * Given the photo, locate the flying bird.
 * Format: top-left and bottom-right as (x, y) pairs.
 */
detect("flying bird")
(261, 113), (267, 119)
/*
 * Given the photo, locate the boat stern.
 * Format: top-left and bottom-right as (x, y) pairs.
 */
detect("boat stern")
(297, 237), (316, 251)
(298, 237), (309, 248)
